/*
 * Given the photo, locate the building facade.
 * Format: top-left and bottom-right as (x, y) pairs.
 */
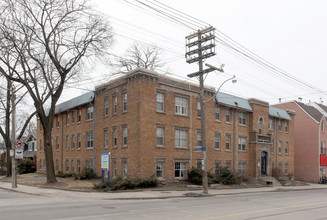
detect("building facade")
(37, 68), (294, 181)
(275, 101), (327, 183)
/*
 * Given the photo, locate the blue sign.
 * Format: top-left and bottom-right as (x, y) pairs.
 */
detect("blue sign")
(101, 152), (110, 186)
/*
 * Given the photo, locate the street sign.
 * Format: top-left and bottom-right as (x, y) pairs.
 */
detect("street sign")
(16, 139), (23, 148)
(194, 146), (202, 152)
(15, 149), (23, 159)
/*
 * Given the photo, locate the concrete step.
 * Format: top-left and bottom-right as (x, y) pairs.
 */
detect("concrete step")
(260, 176), (281, 186)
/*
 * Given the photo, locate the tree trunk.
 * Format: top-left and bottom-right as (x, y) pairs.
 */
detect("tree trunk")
(5, 138), (12, 177)
(43, 130), (57, 183)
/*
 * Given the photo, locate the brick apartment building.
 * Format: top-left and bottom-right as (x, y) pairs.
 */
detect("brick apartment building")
(37, 68), (294, 181)
(275, 101), (327, 182)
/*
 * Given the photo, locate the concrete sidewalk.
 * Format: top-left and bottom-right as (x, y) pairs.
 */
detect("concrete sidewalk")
(1, 181), (327, 200)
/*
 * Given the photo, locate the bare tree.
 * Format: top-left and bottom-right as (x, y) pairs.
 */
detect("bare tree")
(0, 0), (113, 183)
(114, 43), (164, 74)
(0, 76), (36, 177)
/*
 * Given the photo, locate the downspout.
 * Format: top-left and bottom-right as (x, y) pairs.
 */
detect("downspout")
(275, 114), (280, 169)
(189, 84), (193, 168)
(233, 103), (238, 171)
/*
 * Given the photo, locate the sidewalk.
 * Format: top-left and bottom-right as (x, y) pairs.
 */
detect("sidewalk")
(1, 180), (327, 200)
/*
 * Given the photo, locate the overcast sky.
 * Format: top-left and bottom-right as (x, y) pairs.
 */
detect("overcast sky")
(61, 0), (327, 105)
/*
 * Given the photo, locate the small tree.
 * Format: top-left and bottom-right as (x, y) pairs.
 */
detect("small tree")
(0, 0), (114, 183)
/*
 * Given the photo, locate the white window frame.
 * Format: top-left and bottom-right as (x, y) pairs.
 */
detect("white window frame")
(175, 97), (188, 116)
(285, 141), (288, 155)
(156, 161), (164, 179)
(104, 99), (109, 116)
(156, 127), (164, 147)
(87, 106), (94, 120)
(225, 135), (231, 151)
(238, 137), (246, 152)
(175, 129), (188, 148)
(123, 127), (128, 146)
(156, 93), (164, 112)
(86, 132), (94, 149)
(215, 133), (221, 150)
(77, 133), (81, 150)
(78, 109), (82, 122)
(226, 108), (231, 122)
(174, 162), (187, 179)
(215, 161), (221, 175)
(113, 127), (117, 147)
(104, 129), (109, 149)
(56, 136), (59, 151)
(66, 113), (69, 125)
(285, 120), (289, 132)
(215, 105), (220, 121)
(113, 96), (117, 114)
(278, 140), (282, 154)
(66, 135), (69, 151)
(197, 132), (202, 147)
(268, 117), (274, 130)
(123, 93), (127, 112)
(122, 161), (127, 177)
(239, 111), (247, 125)
(197, 101), (201, 117)
(71, 134), (75, 150)
(238, 162), (246, 176)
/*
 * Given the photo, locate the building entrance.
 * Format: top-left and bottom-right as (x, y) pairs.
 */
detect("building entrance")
(261, 151), (268, 176)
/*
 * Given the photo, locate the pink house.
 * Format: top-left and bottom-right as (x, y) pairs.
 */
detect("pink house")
(274, 101), (327, 183)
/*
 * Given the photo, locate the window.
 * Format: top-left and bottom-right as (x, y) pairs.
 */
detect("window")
(268, 117), (274, 130)
(40, 139), (42, 152)
(157, 93), (164, 111)
(77, 160), (81, 173)
(71, 134), (75, 150)
(56, 116), (60, 128)
(225, 135), (231, 151)
(71, 160), (74, 172)
(56, 159), (59, 171)
(278, 119), (282, 131)
(156, 161), (164, 178)
(215, 105), (220, 120)
(215, 133), (221, 150)
(322, 121), (325, 132)
(215, 161), (221, 175)
(28, 142), (35, 151)
(122, 161), (127, 177)
(285, 142), (289, 155)
(175, 162), (187, 179)
(86, 131), (94, 149)
(175, 97), (188, 115)
(197, 101), (201, 117)
(113, 128), (117, 147)
(175, 129), (188, 148)
(65, 160), (69, 172)
(226, 161), (232, 170)
(239, 111), (247, 125)
(113, 161), (117, 177)
(321, 141), (326, 155)
(72, 111), (75, 123)
(56, 136), (59, 151)
(238, 137), (246, 152)
(104, 129), (109, 149)
(285, 163), (288, 175)
(226, 108), (231, 122)
(78, 109), (81, 122)
(86, 159), (93, 169)
(197, 132), (202, 147)
(123, 93), (127, 112)
(258, 117), (264, 134)
(238, 162), (246, 176)
(113, 95), (117, 114)
(156, 127), (164, 146)
(278, 141), (282, 154)
(285, 120), (289, 132)
(66, 113), (69, 125)
(87, 106), (94, 120)
(278, 162), (282, 170)
(123, 127), (128, 146)
(104, 99), (109, 116)
(77, 134), (81, 150)
(66, 135), (69, 150)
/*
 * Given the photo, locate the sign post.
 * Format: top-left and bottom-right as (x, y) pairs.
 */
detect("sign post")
(101, 152), (110, 186)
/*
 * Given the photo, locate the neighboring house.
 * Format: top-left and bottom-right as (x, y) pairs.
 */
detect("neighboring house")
(37, 68), (294, 181)
(23, 133), (37, 161)
(275, 101), (327, 183)
(0, 142), (6, 160)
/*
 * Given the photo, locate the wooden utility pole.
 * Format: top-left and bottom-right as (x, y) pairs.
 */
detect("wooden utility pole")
(186, 27), (217, 194)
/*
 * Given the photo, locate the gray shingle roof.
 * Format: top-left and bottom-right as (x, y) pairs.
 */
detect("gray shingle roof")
(296, 101), (323, 122)
(269, 106), (291, 120)
(216, 92), (252, 112)
(46, 92), (94, 115)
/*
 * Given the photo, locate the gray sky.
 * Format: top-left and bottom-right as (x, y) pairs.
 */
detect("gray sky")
(61, 0), (327, 105)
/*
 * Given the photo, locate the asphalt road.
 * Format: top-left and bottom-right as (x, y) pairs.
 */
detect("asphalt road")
(1, 188), (327, 220)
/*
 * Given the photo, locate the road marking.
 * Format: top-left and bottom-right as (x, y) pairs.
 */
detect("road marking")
(200, 201), (327, 220)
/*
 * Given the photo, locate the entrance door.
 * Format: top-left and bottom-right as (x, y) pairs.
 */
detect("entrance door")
(261, 151), (267, 176)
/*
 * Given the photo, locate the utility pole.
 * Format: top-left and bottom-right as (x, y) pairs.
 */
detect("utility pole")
(11, 86), (17, 188)
(185, 27), (218, 194)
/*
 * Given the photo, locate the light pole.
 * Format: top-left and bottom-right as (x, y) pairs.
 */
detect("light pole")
(204, 74), (237, 103)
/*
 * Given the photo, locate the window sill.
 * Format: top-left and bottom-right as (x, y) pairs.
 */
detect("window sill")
(104, 115), (109, 118)
(225, 150), (232, 152)
(226, 121), (232, 125)
(86, 147), (94, 150)
(112, 146), (117, 149)
(112, 113), (118, 116)
(156, 146), (165, 149)
(86, 119), (93, 123)
(77, 121), (81, 124)
(76, 148), (81, 151)
(122, 145), (128, 148)
(156, 110), (166, 114)
(175, 114), (189, 118)
(122, 111), (128, 114)
(215, 120), (221, 123)
(174, 147), (189, 150)
(238, 124), (247, 127)
(104, 146), (109, 149)
(215, 149), (221, 151)
(71, 148), (75, 151)
(238, 151), (247, 153)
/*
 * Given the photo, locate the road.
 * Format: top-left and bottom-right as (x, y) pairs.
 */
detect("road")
(1, 188), (327, 220)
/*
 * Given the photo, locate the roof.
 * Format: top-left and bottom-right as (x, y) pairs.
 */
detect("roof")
(317, 103), (327, 113)
(24, 150), (37, 158)
(269, 106), (291, 120)
(46, 92), (94, 115)
(295, 101), (323, 122)
(216, 92), (252, 112)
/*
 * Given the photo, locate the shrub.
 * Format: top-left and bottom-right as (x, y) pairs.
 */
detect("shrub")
(94, 176), (158, 191)
(74, 167), (97, 180)
(18, 159), (36, 174)
(56, 171), (73, 178)
(215, 167), (241, 185)
(187, 167), (215, 185)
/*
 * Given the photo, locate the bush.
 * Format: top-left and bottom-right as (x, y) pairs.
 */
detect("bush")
(56, 171), (73, 178)
(94, 176), (158, 191)
(187, 167), (215, 185)
(215, 167), (241, 185)
(74, 167), (97, 180)
(18, 159), (36, 174)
